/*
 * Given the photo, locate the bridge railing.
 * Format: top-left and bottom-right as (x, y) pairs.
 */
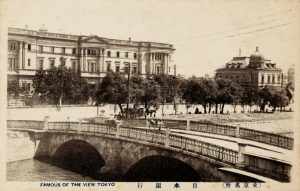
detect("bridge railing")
(169, 134), (238, 164)
(121, 119), (293, 150)
(190, 122), (237, 137)
(7, 120), (44, 130)
(239, 128), (294, 150)
(47, 121), (237, 165)
(161, 119), (187, 130)
(48, 122), (117, 135)
(119, 126), (166, 145)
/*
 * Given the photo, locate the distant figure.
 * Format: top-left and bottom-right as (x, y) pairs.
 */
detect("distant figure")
(195, 107), (199, 114)
(157, 120), (164, 131)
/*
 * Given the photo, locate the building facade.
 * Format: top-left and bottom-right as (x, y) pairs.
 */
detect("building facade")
(215, 47), (283, 90)
(8, 27), (175, 92)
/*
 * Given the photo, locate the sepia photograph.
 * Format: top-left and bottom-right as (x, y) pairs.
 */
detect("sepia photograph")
(1, 0), (299, 190)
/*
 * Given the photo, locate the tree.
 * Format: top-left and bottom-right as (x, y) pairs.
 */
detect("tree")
(7, 80), (30, 105)
(269, 90), (289, 111)
(215, 79), (241, 114)
(96, 72), (128, 115)
(130, 76), (161, 115)
(153, 74), (182, 115)
(33, 66), (89, 105)
(7, 80), (22, 100)
(285, 82), (294, 103)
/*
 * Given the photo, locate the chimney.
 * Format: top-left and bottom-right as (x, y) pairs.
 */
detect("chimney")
(128, 37), (131, 42)
(239, 48), (241, 56)
(256, 46), (259, 51)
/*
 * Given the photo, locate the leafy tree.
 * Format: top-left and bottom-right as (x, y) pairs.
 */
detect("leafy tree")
(96, 72), (128, 115)
(269, 90), (289, 111)
(215, 79), (241, 114)
(7, 80), (22, 100)
(285, 82), (294, 103)
(153, 74), (182, 115)
(33, 66), (89, 105)
(140, 77), (161, 115)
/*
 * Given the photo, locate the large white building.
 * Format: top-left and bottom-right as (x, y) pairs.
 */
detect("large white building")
(8, 27), (175, 91)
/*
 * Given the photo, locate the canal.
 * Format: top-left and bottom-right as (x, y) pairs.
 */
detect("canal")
(6, 159), (96, 181)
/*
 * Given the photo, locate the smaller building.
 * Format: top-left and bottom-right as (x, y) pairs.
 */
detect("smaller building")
(216, 47), (283, 90)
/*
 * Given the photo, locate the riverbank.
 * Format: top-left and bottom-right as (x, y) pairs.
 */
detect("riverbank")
(161, 112), (294, 136)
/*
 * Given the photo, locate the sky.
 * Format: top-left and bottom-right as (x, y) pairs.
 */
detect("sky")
(2, 0), (300, 77)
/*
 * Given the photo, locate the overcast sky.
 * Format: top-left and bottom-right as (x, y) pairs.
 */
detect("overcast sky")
(2, 0), (300, 77)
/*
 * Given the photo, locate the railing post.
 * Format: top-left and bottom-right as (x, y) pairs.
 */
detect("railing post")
(165, 127), (170, 147)
(43, 116), (49, 130)
(116, 120), (122, 138)
(186, 119), (190, 131)
(78, 119), (82, 133)
(236, 139), (247, 168)
(236, 126), (240, 138)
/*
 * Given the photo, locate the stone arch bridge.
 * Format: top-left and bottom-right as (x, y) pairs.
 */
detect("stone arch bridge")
(7, 119), (291, 182)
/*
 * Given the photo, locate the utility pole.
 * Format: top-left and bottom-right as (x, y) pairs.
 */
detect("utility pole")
(280, 72), (283, 112)
(126, 63), (131, 118)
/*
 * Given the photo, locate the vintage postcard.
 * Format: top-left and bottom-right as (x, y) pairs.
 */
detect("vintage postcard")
(0, 0), (299, 190)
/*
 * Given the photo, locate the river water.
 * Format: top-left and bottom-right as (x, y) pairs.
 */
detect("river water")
(7, 159), (95, 181)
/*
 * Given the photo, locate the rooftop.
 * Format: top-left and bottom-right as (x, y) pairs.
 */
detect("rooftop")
(8, 27), (174, 49)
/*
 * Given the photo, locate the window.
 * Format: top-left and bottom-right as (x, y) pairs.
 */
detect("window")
(125, 52), (129, 58)
(87, 49), (91, 55)
(156, 66), (160, 74)
(49, 59), (55, 69)
(8, 58), (16, 69)
(134, 53), (137, 59)
(261, 74), (264, 83)
(50, 47), (55, 53)
(272, 75), (275, 84)
(72, 48), (76, 54)
(27, 83), (31, 91)
(38, 59), (44, 70)
(9, 42), (16, 51)
(267, 75), (270, 83)
(116, 51), (120, 58)
(115, 64), (120, 72)
(133, 67), (137, 74)
(62, 47), (66, 54)
(28, 59), (31, 66)
(106, 62), (111, 71)
(278, 74), (281, 83)
(28, 44), (31, 51)
(72, 61), (76, 70)
(60, 58), (66, 66)
(107, 51), (111, 57)
(91, 50), (96, 55)
(38, 45), (43, 53)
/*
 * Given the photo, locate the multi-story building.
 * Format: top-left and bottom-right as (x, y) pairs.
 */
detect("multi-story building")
(8, 27), (175, 92)
(215, 47), (283, 90)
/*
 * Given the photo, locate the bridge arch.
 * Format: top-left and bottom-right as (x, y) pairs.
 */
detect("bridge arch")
(35, 133), (242, 181)
(52, 139), (105, 178)
(123, 155), (200, 181)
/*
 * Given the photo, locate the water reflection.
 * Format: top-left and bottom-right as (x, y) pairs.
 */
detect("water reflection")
(7, 159), (95, 181)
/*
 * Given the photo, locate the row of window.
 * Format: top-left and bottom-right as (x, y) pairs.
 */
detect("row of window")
(218, 74), (281, 84)
(261, 74), (281, 84)
(8, 42), (18, 51)
(107, 51), (137, 59)
(27, 44), (139, 59)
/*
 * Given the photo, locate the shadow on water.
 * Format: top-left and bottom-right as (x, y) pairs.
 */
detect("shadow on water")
(122, 156), (200, 182)
(35, 139), (119, 181)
